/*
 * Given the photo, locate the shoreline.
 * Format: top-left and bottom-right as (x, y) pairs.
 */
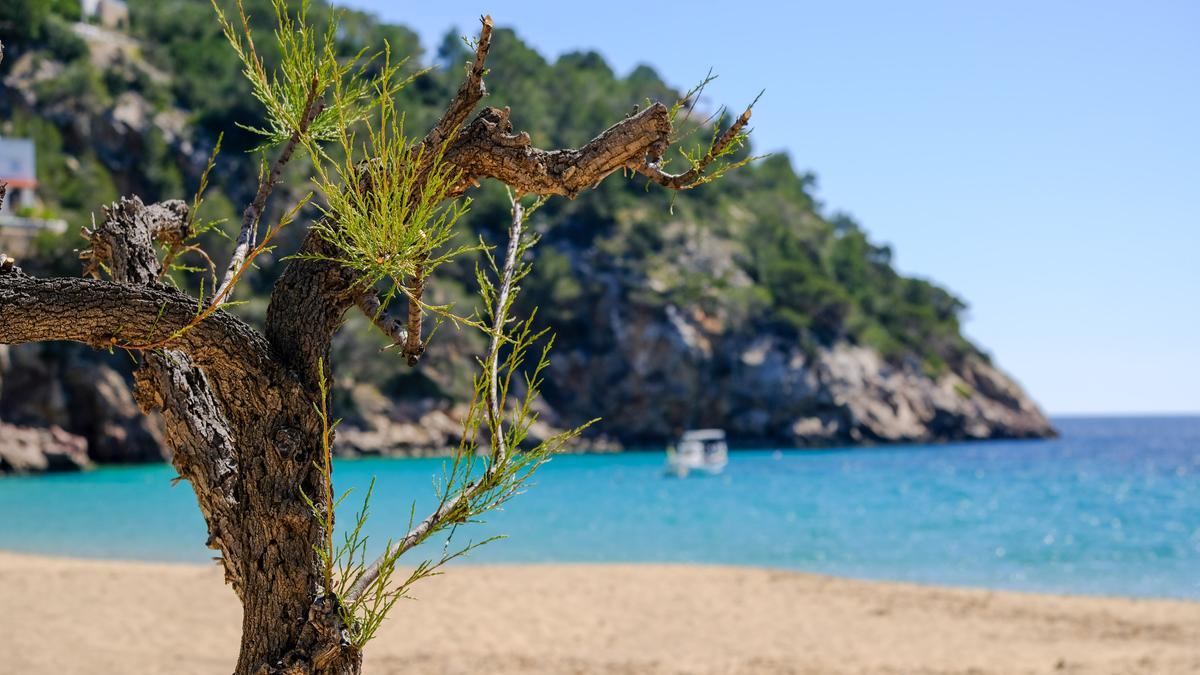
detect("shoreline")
(3, 551), (1197, 674)
(3, 422), (1072, 475)
(1, 547), (1195, 604)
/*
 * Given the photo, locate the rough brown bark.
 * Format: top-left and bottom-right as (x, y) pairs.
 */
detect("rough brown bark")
(443, 104), (672, 198)
(2, 197), (344, 673)
(0, 17), (751, 674)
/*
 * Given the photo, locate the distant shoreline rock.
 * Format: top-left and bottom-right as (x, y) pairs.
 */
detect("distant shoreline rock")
(512, 304), (1056, 452)
(0, 422), (90, 474)
(0, 314), (1054, 473)
(0, 343), (164, 474)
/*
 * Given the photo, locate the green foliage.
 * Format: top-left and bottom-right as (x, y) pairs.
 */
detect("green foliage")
(0, 0), (76, 54)
(302, 361), (428, 649)
(211, 0), (375, 151)
(43, 15), (88, 61)
(301, 55), (471, 306)
(126, 0), (422, 151)
(50, 0), (80, 21)
(0, 0), (49, 49)
(305, 196), (592, 649)
(662, 72), (762, 191)
(33, 58), (110, 107)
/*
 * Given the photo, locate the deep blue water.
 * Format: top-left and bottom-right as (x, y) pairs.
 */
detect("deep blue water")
(1, 416), (1197, 599)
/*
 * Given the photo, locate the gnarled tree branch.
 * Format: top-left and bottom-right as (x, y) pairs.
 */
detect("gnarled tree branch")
(81, 196), (247, 596)
(81, 197), (190, 282)
(0, 273), (266, 374)
(442, 101), (753, 199)
(633, 105), (754, 189)
(134, 349), (245, 594)
(443, 104), (670, 198)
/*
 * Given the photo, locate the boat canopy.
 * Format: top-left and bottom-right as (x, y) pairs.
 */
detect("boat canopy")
(679, 429), (726, 442)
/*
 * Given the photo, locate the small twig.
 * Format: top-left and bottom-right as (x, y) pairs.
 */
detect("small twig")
(215, 75), (324, 303)
(179, 244), (220, 292)
(485, 193), (526, 466)
(632, 104), (754, 189)
(419, 15), (494, 159)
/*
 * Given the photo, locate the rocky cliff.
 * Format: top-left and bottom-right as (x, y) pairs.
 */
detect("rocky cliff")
(546, 305), (1052, 448)
(0, 420), (90, 473)
(0, 301), (1053, 470)
(0, 343), (164, 471)
(329, 304), (1053, 458)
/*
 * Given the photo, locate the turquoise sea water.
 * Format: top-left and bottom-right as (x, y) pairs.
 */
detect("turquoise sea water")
(1, 416), (1197, 599)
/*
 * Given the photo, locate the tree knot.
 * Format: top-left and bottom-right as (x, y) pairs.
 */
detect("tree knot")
(273, 426), (304, 459)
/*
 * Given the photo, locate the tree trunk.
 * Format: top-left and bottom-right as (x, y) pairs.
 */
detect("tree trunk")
(224, 365), (359, 674)
(230, 430), (343, 675)
(11, 197), (361, 674)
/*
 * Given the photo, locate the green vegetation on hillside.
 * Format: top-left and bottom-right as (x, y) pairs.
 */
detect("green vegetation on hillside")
(0, 0), (983, 382)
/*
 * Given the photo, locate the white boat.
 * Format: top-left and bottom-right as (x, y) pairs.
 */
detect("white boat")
(665, 429), (728, 477)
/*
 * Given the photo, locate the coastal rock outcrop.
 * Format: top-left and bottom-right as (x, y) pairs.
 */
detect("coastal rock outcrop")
(332, 383), (468, 457)
(536, 304), (1054, 449)
(0, 422), (90, 474)
(0, 344), (165, 468)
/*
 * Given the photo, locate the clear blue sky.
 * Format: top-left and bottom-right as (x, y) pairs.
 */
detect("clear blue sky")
(343, 0), (1199, 415)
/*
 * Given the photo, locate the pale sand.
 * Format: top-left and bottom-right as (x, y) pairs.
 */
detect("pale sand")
(1, 552), (1198, 674)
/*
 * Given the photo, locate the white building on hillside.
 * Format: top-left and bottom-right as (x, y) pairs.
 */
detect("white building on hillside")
(0, 137), (67, 256)
(0, 138), (37, 215)
(82, 0), (129, 30)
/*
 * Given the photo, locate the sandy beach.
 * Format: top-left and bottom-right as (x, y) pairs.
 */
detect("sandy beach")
(1, 551), (1197, 674)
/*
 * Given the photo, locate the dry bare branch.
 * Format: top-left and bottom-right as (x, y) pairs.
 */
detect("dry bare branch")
(419, 15), (494, 159)
(216, 76), (324, 302)
(402, 262), (426, 366)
